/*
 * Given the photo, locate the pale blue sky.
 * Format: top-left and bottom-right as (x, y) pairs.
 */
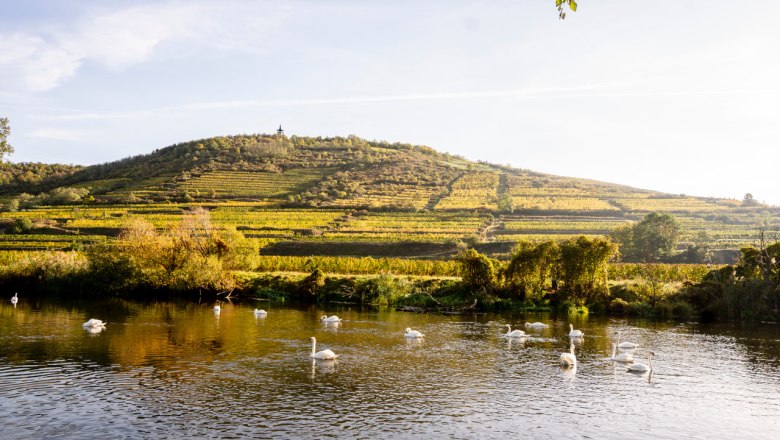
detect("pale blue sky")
(2, 1), (779, 205)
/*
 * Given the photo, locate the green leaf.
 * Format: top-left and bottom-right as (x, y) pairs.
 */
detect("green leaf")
(556, 0), (563, 6)
(569, 0), (577, 12)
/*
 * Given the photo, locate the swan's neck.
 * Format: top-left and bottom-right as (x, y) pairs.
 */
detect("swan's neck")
(311, 340), (317, 356)
(648, 355), (653, 370)
(611, 345), (616, 358)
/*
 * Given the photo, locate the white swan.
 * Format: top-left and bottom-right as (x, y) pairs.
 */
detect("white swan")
(627, 351), (655, 373)
(609, 343), (634, 363)
(524, 322), (548, 329)
(82, 318), (106, 328)
(502, 324), (526, 338)
(309, 336), (338, 360)
(404, 327), (425, 338)
(568, 324), (584, 338)
(560, 344), (577, 367)
(615, 331), (638, 349)
(10, 293), (18, 304)
(321, 315), (342, 323)
(254, 309), (267, 317)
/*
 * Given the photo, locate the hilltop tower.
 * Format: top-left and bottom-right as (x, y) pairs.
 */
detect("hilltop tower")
(276, 125), (284, 136)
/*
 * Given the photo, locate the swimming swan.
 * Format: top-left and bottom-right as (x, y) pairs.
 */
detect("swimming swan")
(615, 331), (638, 349)
(309, 336), (338, 360)
(609, 343), (634, 363)
(525, 322), (548, 329)
(560, 344), (577, 367)
(502, 324), (527, 338)
(321, 315), (342, 323)
(254, 309), (267, 317)
(627, 351), (655, 373)
(404, 328), (425, 338)
(10, 293), (18, 304)
(82, 318), (106, 328)
(568, 324), (584, 338)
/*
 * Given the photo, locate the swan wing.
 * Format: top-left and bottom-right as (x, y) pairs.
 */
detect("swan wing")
(314, 349), (338, 359)
(627, 363), (648, 372)
(560, 353), (576, 366)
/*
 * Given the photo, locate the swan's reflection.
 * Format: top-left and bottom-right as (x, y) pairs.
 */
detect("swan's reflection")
(84, 325), (105, 336)
(405, 337), (424, 349)
(310, 358), (338, 379)
(322, 321), (341, 332)
(561, 364), (577, 381)
(505, 336), (527, 349)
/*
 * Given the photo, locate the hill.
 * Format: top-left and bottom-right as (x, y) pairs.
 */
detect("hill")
(0, 132), (778, 261)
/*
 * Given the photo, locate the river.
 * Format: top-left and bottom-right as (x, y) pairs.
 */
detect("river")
(1, 296), (779, 439)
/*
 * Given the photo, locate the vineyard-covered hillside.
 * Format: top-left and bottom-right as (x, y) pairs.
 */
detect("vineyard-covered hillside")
(0, 133), (778, 262)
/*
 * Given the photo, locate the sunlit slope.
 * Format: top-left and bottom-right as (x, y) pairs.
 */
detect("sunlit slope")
(0, 133), (753, 216)
(1, 133), (777, 260)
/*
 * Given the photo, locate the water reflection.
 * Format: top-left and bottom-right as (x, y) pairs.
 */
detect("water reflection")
(508, 336), (528, 350)
(83, 326), (105, 336)
(311, 358), (338, 379)
(1, 298), (779, 438)
(405, 337), (425, 349)
(561, 364), (578, 381)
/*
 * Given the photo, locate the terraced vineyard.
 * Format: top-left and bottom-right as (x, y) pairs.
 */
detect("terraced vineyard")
(0, 234), (107, 250)
(179, 168), (334, 199)
(323, 183), (439, 210)
(612, 197), (741, 213)
(491, 215), (631, 242)
(435, 171), (500, 210)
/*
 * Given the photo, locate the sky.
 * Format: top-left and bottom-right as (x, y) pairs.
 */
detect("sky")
(1, 0), (779, 205)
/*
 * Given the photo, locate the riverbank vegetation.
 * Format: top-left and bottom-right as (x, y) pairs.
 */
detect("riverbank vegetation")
(1, 211), (776, 322)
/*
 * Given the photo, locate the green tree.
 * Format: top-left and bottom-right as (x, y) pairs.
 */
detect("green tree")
(558, 236), (618, 304)
(504, 240), (559, 300)
(457, 249), (498, 293)
(612, 212), (681, 262)
(0, 117), (13, 161)
(497, 193), (514, 213)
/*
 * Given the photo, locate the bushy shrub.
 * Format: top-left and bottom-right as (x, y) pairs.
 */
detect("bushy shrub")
(297, 269), (325, 298)
(86, 209), (255, 293)
(8, 218), (33, 234)
(356, 274), (411, 306)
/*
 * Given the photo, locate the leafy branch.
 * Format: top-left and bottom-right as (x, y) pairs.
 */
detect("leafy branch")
(556, 0), (578, 20)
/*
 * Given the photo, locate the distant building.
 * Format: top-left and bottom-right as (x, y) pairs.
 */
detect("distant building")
(276, 125), (284, 136)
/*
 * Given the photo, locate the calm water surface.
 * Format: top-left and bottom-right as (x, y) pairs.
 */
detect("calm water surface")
(1, 296), (779, 439)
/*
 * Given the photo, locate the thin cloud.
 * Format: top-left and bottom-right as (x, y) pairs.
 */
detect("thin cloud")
(28, 128), (91, 141)
(0, 2), (251, 92)
(39, 83), (780, 121)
